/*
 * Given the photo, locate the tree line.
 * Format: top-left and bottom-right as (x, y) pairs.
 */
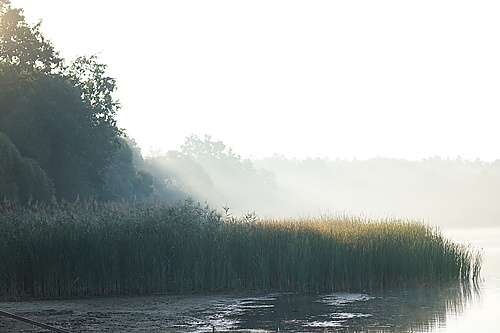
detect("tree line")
(144, 134), (500, 228)
(2, 1), (499, 229)
(0, 1), (273, 207)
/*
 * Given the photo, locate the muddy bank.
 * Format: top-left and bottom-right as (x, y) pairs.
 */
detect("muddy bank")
(0, 282), (479, 333)
(0, 293), (264, 333)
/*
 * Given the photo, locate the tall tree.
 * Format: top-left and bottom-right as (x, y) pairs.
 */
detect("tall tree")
(103, 137), (153, 201)
(0, 0), (122, 200)
(0, 0), (61, 74)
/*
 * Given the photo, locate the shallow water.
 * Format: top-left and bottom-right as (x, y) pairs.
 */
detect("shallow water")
(1, 227), (498, 332)
(188, 284), (479, 332)
(435, 227), (500, 333)
(186, 227), (500, 332)
(252, 228), (500, 333)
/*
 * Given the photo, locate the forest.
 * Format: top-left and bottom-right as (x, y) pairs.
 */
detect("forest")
(0, 0), (153, 203)
(1, 0), (499, 229)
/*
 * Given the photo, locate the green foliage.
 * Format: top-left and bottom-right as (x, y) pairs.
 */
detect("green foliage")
(0, 0), (62, 74)
(0, 1), (133, 202)
(0, 131), (17, 197)
(103, 137), (153, 201)
(0, 200), (481, 299)
(0, 132), (54, 203)
(0, 68), (120, 200)
(66, 55), (119, 127)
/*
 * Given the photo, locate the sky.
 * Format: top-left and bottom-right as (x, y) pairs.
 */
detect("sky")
(10, 0), (500, 161)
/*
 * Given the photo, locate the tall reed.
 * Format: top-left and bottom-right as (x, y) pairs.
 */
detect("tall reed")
(0, 200), (481, 299)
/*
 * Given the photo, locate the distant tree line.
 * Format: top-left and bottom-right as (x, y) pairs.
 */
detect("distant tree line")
(254, 155), (500, 227)
(147, 134), (277, 212)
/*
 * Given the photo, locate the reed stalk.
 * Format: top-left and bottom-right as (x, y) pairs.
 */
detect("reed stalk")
(0, 200), (481, 299)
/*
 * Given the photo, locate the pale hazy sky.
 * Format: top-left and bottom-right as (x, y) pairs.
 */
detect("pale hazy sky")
(11, 0), (500, 161)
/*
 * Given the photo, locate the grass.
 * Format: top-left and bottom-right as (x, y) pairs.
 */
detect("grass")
(0, 199), (482, 299)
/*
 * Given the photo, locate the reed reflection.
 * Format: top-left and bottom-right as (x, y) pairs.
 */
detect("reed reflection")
(214, 282), (480, 332)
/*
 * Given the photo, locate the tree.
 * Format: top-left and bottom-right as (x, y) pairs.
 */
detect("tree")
(0, 0), (61, 74)
(0, 63), (122, 199)
(103, 137), (153, 201)
(66, 55), (119, 128)
(181, 134), (237, 160)
(0, 132), (54, 203)
(150, 135), (277, 213)
(0, 1), (123, 201)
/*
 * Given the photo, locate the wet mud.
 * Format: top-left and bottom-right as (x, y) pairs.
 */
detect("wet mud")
(0, 293), (257, 333)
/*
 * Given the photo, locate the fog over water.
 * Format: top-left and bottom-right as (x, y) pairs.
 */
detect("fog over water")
(255, 156), (500, 228)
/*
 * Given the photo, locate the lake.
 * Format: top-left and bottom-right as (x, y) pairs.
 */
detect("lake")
(435, 227), (500, 333)
(222, 227), (499, 332)
(0, 227), (498, 332)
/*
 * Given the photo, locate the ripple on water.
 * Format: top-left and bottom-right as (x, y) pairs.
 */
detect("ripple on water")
(317, 292), (375, 306)
(303, 320), (343, 328)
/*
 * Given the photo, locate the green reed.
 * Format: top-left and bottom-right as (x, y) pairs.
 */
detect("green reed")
(0, 200), (481, 299)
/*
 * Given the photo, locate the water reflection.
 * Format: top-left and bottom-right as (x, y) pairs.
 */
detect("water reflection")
(187, 282), (479, 332)
(0, 280), (483, 332)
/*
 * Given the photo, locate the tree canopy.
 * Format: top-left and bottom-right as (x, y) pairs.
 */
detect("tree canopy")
(0, 0), (61, 74)
(0, 132), (54, 203)
(0, 0), (151, 202)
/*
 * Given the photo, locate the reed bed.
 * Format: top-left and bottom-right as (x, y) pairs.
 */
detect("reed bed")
(0, 200), (481, 299)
